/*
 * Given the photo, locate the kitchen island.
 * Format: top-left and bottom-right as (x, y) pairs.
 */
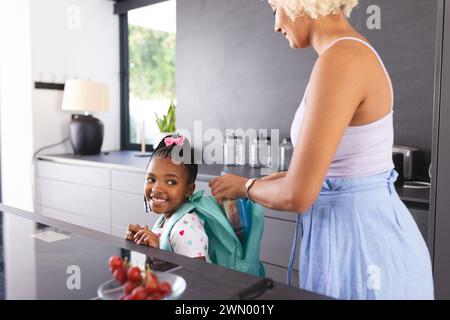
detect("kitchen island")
(0, 203), (327, 300)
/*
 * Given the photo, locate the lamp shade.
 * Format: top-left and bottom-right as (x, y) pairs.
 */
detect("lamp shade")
(62, 79), (109, 112)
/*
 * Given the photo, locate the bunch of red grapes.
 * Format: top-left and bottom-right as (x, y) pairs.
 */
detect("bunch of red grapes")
(109, 256), (172, 300)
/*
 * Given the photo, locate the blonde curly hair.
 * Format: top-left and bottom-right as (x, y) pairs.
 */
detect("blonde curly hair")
(281, 0), (359, 20)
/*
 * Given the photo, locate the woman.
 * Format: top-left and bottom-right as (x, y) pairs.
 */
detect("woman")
(209, 0), (434, 300)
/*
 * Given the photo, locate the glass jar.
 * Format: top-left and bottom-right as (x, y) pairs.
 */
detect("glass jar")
(266, 137), (272, 168)
(258, 135), (271, 168)
(249, 137), (259, 168)
(280, 138), (293, 171)
(223, 135), (235, 166)
(234, 136), (245, 166)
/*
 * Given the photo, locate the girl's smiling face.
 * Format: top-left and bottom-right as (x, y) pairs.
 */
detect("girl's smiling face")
(144, 157), (195, 217)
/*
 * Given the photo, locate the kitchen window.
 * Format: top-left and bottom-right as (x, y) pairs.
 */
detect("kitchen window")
(119, 0), (176, 150)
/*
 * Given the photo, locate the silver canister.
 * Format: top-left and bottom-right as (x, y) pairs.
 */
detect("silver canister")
(224, 134), (235, 166)
(279, 138), (293, 171)
(234, 135), (245, 166)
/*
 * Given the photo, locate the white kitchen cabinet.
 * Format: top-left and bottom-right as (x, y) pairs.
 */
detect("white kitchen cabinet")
(260, 216), (300, 271)
(111, 169), (145, 195)
(36, 160), (110, 189)
(263, 263), (299, 288)
(38, 206), (111, 234)
(36, 160), (111, 233)
(264, 208), (298, 222)
(111, 190), (159, 237)
(37, 178), (111, 224)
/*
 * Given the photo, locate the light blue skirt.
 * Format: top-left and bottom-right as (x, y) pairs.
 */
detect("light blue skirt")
(287, 170), (434, 300)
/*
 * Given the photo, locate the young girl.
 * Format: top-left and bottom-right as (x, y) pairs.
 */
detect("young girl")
(124, 135), (210, 262)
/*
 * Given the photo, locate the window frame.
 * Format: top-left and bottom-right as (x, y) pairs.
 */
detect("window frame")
(117, 0), (172, 151)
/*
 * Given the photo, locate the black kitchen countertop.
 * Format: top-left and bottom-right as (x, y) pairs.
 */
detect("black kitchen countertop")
(0, 203), (327, 300)
(37, 151), (430, 208)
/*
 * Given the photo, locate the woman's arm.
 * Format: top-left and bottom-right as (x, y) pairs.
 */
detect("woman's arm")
(210, 44), (367, 212)
(260, 171), (287, 182)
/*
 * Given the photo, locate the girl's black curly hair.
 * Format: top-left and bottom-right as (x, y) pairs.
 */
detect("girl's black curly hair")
(149, 134), (198, 184)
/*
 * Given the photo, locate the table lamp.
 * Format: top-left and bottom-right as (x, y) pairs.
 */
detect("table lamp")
(62, 79), (109, 155)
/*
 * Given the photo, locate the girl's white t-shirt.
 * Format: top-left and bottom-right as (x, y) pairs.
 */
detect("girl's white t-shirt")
(153, 212), (210, 262)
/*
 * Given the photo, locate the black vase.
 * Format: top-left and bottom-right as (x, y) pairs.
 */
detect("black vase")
(69, 114), (104, 155)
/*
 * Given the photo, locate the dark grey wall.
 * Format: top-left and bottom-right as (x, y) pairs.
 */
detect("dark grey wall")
(177, 0), (438, 178)
(432, 0), (450, 300)
(351, 0), (438, 179)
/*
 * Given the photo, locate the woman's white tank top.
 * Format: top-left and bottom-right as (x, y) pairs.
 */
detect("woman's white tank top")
(290, 37), (395, 178)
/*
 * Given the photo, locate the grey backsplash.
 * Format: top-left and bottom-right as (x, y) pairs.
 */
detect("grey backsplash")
(177, 0), (437, 179)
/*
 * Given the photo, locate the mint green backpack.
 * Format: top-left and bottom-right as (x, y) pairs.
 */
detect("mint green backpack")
(152, 191), (265, 277)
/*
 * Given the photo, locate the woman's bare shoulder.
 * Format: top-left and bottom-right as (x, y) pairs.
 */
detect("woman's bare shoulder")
(309, 40), (374, 99)
(319, 40), (372, 70)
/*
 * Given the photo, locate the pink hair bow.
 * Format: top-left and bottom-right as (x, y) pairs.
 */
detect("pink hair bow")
(164, 135), (185, 146)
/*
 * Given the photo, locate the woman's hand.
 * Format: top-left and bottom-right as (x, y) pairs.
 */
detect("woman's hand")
(133, 226), (160, 248)
(124, 224), (141, 241)
(209, 174), (248, 204)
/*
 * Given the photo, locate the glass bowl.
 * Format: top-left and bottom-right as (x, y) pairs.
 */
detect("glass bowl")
(97, 272), (187, 300)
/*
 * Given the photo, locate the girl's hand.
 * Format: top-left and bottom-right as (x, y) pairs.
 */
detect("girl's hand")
(209, 174), (247, 205)
(124, 224), (142, 241)
(133, 226), (159, 248)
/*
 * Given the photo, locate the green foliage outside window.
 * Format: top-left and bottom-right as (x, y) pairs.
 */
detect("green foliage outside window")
(129, 24), (176, 100)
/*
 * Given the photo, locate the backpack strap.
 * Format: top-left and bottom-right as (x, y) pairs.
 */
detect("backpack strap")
(189, 192), (239, 245)
(152, 200), (196, 252)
